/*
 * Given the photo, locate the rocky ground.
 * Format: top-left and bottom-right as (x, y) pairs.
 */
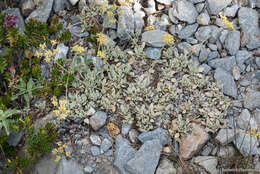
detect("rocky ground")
(1, 0), (260, 173)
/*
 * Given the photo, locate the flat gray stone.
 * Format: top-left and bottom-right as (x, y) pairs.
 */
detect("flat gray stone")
(21, 0), (35, 17)
(208, 56), (237, 72)
(206, 0), (232, 15)
(90, 111), (107, 131)
(94, 164), (121, 174)
(193, 156), (218, 174)
(233, 129), (260, 156)
(26, 0), (53, 23)
(225, 31), (240, 56)
(144, 47), (161, 59)
(90, 146), (101, 156)
(117, 6), (135, 41)
(54, 43), (69, 61)
(238, 7), (260, 49)
(197, 12), (210, 25)
(177, 42), (192, 55)
(101, 138), (112, 152)
(125, 139), (162, 174)
(156, 159), (177, 174)
(134, 12), (144, 33)
(236, 109), (257, 130)
(138, 128), (170, 146)
(215, 128), (238, 146)
(90, 134), (102, 146)
(214, 67), (238, 98)
(8, 131), (24, 146)
(223, 4), (239, 17)
(141, 30), (168, 47)
(244, 90), (260, 110)
(236, 50), (250, 71)
(69, 0), (79, 6)
(28, 154), (59, 174)
(178, 23), (198, 39)
(157, 0), (172, 5)
(53, 0), (71, 13)
(57, 157), (83, 174)
(114, 135), (136, 174)
(195, 26), (212, 42)
(170, 0), (198, 24)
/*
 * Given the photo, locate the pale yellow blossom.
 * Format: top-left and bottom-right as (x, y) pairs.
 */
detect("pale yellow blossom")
(53, 48), (59, 55)
(39, 43), (46, 50)
(111, 4), (118, 11)
(51, 96), (58, 106)
(107, 11), (113, 17)
(55, 155), (61, 162)
(219, 14), (235, 31)
(72, 45), (85, 53)
(45, 57), (51, 63)
(52, 149), (58, 155)
(109, 19), (117, 24)
(34, 51), (43, 58)
(51, 40), (59, 45)
(97, 50), (106, 59)
(56, 141), (62, 146)
(65, 152), (71, 158)
(163, 34), (175, 45)
(96, 33), (108, 44)
(59, 100), (67, 106)
(145, 25), (155, 31)
(60, 113), (66, 119)
(44, 50), (53, 57)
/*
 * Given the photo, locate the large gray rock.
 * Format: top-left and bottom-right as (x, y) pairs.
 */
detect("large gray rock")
(178, 23), (199, 39)
(195, 26), (212, 42)
(223, 4), (239, 17)
(233, 129), (260, 156)
(236, 109), (258, 130)
(28, 154), (59, 174)
(125, 139), (162, 174)
(156, 159), (177, 174)
(208, 56), (237, 72)
(236, 50), (250, 71)
(215, 128), (238, 146)
(193, 156), (218, 174)
(141, 30), (168, 47)
(196, 12), (210, 25)
(114, 135), (136, 174)
(244, 90), (260, 110)
(26, 0), (53, 23)
(56, 157), (83, 174)
(53, 0), (72, 13)
(206, 0), (232, 15)
(2, 8), (25, 33)
(169, 0), (198, 24)
(225, 31), (240, 56)
(238, 7), (260, 50)
(89, 111), (107, 131)
(138, 128), (170, 146)
(214, 67), (238, 98)
(117, 6), (135, 41)
(21, 0), (35, 17)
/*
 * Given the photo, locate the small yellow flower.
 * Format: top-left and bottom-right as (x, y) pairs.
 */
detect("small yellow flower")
(58, 105), (66, 112)
(102, 5), (108, 13)
(72, 45), (85, 53)
(34, 51), (42, 58)
(107, 11), (113, 17)
(219, 14), (235, 31)
(111, 4), (118, 11)
(58, 146), (64, 153)
(145, 25), (155, 31)
(56, 141), (62, 146)
(97, 50), (106, 59)
(53, 48), (59, 55)
(65, 152), (71, 158)
(96, 33), (108, 44)
(63, 144), (68, 148)
(109, 19), (117, 24)
(45, 56), (51, 63)
(51, 96), (58, 106)
(118, 10), (123, 15)
(44, 50), (53, 57)
(39, 43), (46, 50)
(8, 159), (11, 163)
(41, 130), (46, 134)
(51, 40), (59, 45)
(163, 34), (175, 45)
(60, 113), (66, 119)
(54, 109), (60, 116)
(55, 155), (61, 162)
(52, 148), (58, 155)
(66, 110), (71, 114)
(59, 100), (67, 106)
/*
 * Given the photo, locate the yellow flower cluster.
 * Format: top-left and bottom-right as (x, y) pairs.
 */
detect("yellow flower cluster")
(249, 128), (260, 138)
(52, 141), (71, 162)
(52, 96), (70, 119)
(97, 50), (106, 59)
(163, 34), (175, 45)
(72, 45), (85, 53)
(145, 25), (155, 31)
(96, 33), (108, 44)
(219, 14), (235, 31)
(35, 41), (59, 63)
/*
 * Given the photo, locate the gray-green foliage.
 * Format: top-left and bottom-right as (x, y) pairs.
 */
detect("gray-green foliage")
(67, 37), (231, 134)
(0, 109), (20, 135)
